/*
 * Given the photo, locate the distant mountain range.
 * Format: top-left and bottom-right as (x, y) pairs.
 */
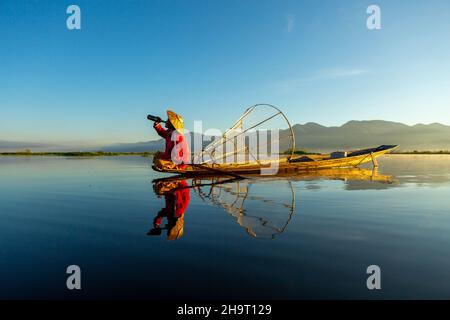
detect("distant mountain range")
(2, 120), (450, 153)
(287, 120), (450, 152)
(98, 132), (213, 153)
(0, 140), (61, 151)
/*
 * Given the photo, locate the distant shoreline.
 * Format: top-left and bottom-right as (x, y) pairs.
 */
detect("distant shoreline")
(1, 151), (450, 157)
(0, 151), (153, 157)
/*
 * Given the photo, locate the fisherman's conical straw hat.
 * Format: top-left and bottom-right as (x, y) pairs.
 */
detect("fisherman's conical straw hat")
(168, 216), (184, 240)
(167, 109), (184, 132)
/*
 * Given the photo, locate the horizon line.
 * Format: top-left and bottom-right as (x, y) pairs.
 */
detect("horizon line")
(1, 119), (449, 146)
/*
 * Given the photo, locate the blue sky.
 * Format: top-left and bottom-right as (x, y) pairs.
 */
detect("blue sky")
(1, 0), (449, 145)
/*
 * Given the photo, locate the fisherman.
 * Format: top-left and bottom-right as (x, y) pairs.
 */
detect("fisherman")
(152, 109), (190, 167)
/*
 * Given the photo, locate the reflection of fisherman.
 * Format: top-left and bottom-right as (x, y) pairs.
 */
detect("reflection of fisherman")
(148, 179), (190, 241)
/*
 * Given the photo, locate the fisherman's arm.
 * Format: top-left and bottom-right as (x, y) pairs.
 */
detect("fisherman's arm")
(153, 122), (168, 138)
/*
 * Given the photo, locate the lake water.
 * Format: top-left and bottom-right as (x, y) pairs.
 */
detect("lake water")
(1, 155), (450, 299)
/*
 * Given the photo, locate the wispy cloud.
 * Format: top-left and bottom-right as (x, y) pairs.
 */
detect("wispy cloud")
(274, 68), (369, 93)
(313, 68), (368, 80)
(286, 14), (295, 32)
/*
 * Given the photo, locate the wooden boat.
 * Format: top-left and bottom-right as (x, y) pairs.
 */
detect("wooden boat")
(152, 104), (397, 176)
(152, 144), (398, 175)
(153, 166), (395, 184)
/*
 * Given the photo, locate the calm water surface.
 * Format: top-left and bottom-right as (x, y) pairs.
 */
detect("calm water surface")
(1, 155), (450, 299)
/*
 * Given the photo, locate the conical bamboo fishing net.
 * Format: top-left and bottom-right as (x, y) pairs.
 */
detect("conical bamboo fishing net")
(192, 104), (295, 165)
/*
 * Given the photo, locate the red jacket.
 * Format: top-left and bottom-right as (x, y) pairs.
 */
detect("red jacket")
(166, 180), (190, 218)
(154, 123), (190, 165)
(154, 180), (190, 227)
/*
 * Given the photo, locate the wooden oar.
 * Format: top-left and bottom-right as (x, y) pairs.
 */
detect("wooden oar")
(152, 175), (241, 191)
(189, 163), (246, 180)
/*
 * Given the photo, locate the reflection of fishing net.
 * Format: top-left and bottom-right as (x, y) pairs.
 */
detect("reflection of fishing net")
(193, 177), (295, 239)
(192, 104), (295, 165)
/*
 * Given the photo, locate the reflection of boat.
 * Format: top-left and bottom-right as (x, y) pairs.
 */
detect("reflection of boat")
(156, 167), (394, 184)
(284, 167), (395, 183)
(152, 167), (394, 239)
(152, 104), (397, 175)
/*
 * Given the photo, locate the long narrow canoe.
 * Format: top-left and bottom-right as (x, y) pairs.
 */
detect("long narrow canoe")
(152, 145), (398, 175)
(153, 167), (395, 184)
